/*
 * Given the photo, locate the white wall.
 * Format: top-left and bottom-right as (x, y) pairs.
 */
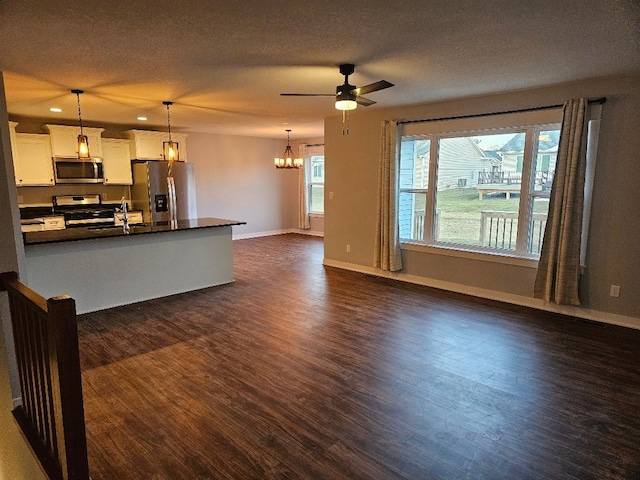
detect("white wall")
(187, 132), (299, 237)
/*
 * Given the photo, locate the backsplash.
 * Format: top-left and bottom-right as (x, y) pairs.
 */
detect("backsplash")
(18, 184), (132, 206)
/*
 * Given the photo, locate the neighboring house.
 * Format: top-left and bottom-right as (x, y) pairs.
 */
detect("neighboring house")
(401, 137), (493, 190)
(398, 137), (493, 239)
(499, 130), (560, 173)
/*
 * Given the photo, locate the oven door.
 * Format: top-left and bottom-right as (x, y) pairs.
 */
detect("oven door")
(53, 157), (104, 184)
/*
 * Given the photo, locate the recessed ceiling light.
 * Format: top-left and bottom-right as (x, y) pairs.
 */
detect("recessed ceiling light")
(50, 107), (62, 113)
(137, 116), (147, 121)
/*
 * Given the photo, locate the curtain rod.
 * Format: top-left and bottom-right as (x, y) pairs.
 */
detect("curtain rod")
(398, 97), (606, 126)
(303, 143), (324, 147)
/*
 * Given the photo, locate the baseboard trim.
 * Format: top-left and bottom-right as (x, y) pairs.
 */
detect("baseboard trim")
(233, 229), (324, 240)
(233, 229), (292, 240)
(323, 258), (640, 331)
(295, 229), (324, 237)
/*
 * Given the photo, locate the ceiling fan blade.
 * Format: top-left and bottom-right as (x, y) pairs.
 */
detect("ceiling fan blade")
(356, 96), (376, 107)
(356, 80), (394, 96)
(280, 93), (335, 97)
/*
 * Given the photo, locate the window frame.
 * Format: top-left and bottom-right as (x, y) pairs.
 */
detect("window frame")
(398, 109), (564, 262)
(307, 151), (325, 215)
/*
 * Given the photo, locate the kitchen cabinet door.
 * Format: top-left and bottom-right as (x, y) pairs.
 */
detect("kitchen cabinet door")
(14, 134), (55, 186)
(8, 121), (18, 163)
(133, 133), (165, 160)
(124, 130), (188, 161)
(102, 138), (133, 184)
(45, 124), (104, 158)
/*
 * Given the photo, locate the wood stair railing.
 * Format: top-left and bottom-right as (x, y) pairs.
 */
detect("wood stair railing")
(0, 271), (89, 480)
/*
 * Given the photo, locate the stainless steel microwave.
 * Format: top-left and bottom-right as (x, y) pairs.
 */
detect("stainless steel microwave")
(53, 157), (104, 184)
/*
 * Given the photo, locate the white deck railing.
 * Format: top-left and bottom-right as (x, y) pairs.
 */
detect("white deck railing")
(410, 209), (548, 254)
(477, 170), (553, 187)
(480, 210), (548, 253)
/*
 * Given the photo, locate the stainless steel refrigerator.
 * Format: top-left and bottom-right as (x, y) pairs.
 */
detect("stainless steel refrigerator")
(131, 161), (198, 224)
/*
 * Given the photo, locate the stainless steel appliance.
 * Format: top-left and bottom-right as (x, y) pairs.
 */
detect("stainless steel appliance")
(131, 161), (197, 224)
(53, 194), (115, 228)
(53, 157), (104, 184)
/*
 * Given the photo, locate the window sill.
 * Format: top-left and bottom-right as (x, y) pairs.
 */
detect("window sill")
(309, 213), (324, 218)
(401, 241), (539, 268)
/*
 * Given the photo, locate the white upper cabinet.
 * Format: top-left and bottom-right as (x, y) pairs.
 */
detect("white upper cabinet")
(124, 129), (188, 161)
(8, 121), (18, 163)
(102, 138), (133, 185)
(13, 133), (55, 186)
(45, 124), (104, 158)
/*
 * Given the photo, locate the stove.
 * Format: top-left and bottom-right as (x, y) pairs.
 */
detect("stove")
(53, 194), (116, 228)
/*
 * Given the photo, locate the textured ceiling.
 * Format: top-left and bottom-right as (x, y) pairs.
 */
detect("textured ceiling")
(1, 0), (639, 138)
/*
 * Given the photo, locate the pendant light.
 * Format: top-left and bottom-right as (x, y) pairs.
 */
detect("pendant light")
(71, 89), (90, 159)
(274, 129), (303, 169)
(163, 101), (179, 162)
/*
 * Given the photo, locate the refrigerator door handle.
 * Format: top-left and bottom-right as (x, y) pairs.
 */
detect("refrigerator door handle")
(167, 175), (178, 223)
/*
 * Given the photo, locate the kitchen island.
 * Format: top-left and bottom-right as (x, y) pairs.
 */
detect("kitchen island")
(22, 218), (246, 314)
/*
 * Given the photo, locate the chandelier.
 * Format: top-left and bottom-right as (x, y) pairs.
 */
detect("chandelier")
(274, 129), (303, 169)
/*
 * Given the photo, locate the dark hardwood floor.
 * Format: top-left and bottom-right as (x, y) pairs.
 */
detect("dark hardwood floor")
(77, 234), (640, 479)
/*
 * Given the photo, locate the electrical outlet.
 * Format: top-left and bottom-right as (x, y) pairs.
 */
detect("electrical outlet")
(609, 285), (620, 298)
(346, 244), (351, 253)
(329, 191), (334, 200)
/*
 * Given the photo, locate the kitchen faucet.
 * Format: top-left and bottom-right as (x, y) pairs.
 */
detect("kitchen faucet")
(120, 197), (130, 233)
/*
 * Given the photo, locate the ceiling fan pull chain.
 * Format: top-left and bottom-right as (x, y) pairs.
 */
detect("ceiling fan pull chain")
(342, 110), (350, 136)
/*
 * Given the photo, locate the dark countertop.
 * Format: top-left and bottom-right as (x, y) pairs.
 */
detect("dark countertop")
(23, 218), (246, 246)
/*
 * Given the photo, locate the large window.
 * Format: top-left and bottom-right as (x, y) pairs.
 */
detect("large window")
(399, 109), (563, 259)
(309, 154), (325, 214)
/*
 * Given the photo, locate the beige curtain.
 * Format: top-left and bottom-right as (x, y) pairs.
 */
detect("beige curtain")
(298, 144), (310, 230)
(374, 120), (403, 271)
(534, 98), (588, 305)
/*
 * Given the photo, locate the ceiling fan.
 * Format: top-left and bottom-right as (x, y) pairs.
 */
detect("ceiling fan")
(281, 64), (394, 111)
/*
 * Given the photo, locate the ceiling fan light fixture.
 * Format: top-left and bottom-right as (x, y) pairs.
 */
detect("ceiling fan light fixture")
(335, 99), (357, 111)
(335, 89), (357, 111)
(71, 89), (90, 159)
(275, 129), (303, 169)
(281, 63), (394, 116)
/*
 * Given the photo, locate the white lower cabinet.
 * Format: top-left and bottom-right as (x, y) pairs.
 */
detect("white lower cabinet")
(102, 138), (133, 185)
(14, 133), (55, 186)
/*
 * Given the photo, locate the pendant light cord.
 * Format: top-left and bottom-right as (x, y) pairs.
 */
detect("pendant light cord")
(74, 90), (84, 136)
(165, 102), (173, 143)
